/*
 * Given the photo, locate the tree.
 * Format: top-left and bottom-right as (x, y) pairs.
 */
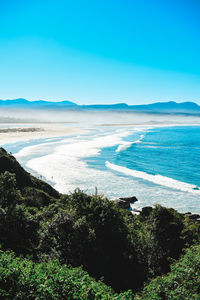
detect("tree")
(0, 172), (39, 255)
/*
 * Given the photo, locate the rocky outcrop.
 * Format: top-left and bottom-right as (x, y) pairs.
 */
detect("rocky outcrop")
(119, 196), (138, 203)
(113, 196), (138, 209)
(183, 212), (200, 222)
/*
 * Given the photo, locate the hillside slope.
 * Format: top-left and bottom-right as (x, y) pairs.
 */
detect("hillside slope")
(0, 147), (59, 200)
(0, 147), (199, 298)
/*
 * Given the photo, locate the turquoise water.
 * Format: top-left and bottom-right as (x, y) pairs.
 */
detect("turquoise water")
(2, 125), (200, 213)
(87, 126), (200, 188)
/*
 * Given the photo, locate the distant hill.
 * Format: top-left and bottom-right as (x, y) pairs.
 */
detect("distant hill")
(81, 103), (129, 110)
(0, 98), (77, 109)
(81, 101), (200, 113)
(128, 101), (200, 113)
(0, 98), (200, 113)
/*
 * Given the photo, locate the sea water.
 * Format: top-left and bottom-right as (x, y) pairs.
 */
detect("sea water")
(2, 125), (200, 214)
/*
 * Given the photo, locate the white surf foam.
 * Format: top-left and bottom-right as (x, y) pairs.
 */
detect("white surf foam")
(25, 129), (135, 192)
(12, 125), (200, 213)
(14, 137), (85, 158)
(105, 161), (200, 194)
(115, 134), (145, 153)
(15, 143), (50, 158)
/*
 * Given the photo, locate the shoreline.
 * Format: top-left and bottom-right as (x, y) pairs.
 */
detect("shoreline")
(1, 123), (199, 214)
(0, 123), (86, 145)
(0, 121), (199, 146)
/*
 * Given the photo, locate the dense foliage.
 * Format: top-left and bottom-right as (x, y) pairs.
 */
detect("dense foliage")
(0, 148), (199, 299)
(135, 244), (200, 300)
(0, 250), (133, 299)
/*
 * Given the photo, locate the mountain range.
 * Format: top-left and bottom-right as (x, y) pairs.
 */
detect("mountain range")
(0, 98), (200, 113)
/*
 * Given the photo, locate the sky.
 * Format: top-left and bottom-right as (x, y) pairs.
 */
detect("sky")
(0, 0), (200, 104)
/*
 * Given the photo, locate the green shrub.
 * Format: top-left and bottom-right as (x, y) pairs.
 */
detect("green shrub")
(0, 149), (200, 297)
(0, 250), (134, 299)
(136, 244), (200, 300)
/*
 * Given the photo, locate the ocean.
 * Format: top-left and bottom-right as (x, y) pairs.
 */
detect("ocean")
(3, 124), (200, 214)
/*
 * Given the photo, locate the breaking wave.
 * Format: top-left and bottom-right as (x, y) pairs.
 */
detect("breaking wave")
(105, 161), (200, 194)
(115, 134), (145, 153)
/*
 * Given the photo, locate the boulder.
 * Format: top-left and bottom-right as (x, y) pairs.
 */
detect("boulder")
(119, 196), (138, 204)
(113, 196), (138, 210)
(189, 214), (200, 220)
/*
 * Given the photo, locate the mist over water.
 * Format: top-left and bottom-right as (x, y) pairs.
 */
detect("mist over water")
(1, 108), (200, 125)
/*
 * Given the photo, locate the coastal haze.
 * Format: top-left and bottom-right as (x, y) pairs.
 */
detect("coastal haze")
(1, 101), (200, 214)
(1, 99), (200, 124)
(1, 1), (200, 297)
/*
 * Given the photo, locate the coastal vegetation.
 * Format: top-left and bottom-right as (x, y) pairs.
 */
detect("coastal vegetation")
(0, 147), (199, 299)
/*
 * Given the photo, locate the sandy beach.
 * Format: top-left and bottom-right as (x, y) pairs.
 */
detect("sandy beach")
(0, 124), (85, 145)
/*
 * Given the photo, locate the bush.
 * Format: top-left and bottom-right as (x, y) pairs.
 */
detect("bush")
(0, 250), (134, 299)
(0, 150), (200, 297)
(136, 244), (200, 300)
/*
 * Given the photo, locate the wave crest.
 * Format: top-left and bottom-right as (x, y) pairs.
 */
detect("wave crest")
(105, 161), (200, 194)
(115, 134), (144, 153)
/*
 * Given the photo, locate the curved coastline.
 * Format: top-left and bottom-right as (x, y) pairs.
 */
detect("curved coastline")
(1, 122), (200, 214)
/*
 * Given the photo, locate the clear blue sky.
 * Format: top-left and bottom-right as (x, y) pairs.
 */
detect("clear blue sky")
(0, 0), (200, 104)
